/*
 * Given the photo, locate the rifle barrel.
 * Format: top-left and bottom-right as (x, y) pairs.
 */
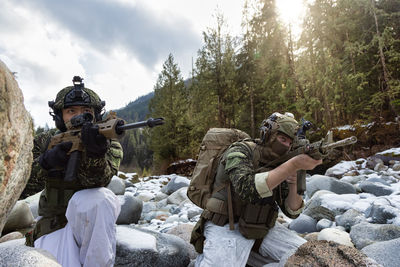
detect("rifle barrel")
(116, 117), (164, 131)
(322, 136), (357, 150)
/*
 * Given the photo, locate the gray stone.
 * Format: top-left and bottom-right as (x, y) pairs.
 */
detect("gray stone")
(154, 191), (168, 201)
(107, 176), (126, 195)
(365, 177), (391, 186)
(350, 222), (400, 249)
(317, 228), (354, 247)
(288, 214), (317, 234)
(365, 203), (398, 224)
(325, 162), (357, 178)
(167, 187), (189, 205)
(306, 175), (356, 198)
(374, 162), (388, 172)
(336, 209), (367, 231)
(316, 219), (333, 231)
(286, 240), (381, 267)
(366, 156), (384, 170)
(392, 163), (400, 171)
(303, 205), (335, 222)
(166, 224), (198, 260)
(340, 175), (366, 185)
(117, 192), (143, 225)
(142, 202), (157, 214)
(0, 238), (60, 266)
(186, 206), (203, 220)
(0, 59), (34, 235)
(115, 225), (190, 267)
(22, 191), (41, 219)
(359, 181), (394, 196)
(0, 231), (24, 243)
(3, 201), (34, 233)
(362, 237), (400, 267)
(161, 175), (190, 195)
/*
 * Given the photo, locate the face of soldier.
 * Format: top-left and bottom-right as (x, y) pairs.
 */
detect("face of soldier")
(62, 105), (94, 123)
(271, 133), (293, 156)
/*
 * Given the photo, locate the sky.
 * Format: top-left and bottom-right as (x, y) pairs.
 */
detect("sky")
(0, 0), (306, 128)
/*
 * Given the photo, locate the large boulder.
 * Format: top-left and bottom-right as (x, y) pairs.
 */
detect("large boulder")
(107, 176), (126, 195)
(3, 201), (34, 233)
(336, 209), (367, 231)
(306, 174), (357, 198)
(116, 192), (143, 225)
(161, 175), (190, 195)
(359, 181), (394, 196)
(361, 237), (400, 267)
(317, 228), (354, 247)
(285, 240), (380, 267)
(0, 238), (60, 266)
(166, 224), (198, 260)
(288, 214), (317, 234)
(0, 60), (33, 235)
(115, 225), (190, 267)
(167, 187), (189, 205)
(350, 222), (400, 249)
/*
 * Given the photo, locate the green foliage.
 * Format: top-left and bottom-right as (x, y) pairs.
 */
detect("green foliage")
(119, 0), (400, 170)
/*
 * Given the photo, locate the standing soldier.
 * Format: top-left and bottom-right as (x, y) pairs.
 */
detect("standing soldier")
(192, 112), (322, 266)
(26, 76), (123, 267)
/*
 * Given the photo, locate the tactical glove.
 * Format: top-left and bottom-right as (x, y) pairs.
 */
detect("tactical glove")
(81, 122), (108, 158)
(39, 141), (73, 170)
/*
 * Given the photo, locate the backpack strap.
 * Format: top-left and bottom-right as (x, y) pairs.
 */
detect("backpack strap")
(227, 182), (234, 230)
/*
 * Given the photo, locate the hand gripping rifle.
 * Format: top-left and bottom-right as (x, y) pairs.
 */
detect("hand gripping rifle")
(260, 120), (357, 195)
(47, 111), (164, 181)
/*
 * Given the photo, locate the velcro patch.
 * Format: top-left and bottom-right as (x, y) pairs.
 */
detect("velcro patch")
(225, 152), (247, 170)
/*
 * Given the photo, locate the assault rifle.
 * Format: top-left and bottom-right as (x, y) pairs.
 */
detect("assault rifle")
(260, 120), (357, 195)
(48, 111), (164, 181)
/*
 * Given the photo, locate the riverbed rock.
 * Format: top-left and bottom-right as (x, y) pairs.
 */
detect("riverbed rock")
(350, 222), (400, 249)
(0, 238), (60, 266)
(0, 60), (34, 235)
(3, 201), (34, 234)
(115, 225), (190, 267)
(285, 240), (380, 267)
(361, 237), (400, 267)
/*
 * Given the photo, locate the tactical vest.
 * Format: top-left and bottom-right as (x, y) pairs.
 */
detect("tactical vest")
(26, 134), (86, 246)
(201, 141), (280, 240)
(26, 170), (84, 246)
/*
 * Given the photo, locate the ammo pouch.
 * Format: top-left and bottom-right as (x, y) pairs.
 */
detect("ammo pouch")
(190, 215), (207, 254)
(238, 202), (278, 240)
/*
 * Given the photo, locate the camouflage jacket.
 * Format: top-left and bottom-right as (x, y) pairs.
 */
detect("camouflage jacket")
(222, 141), (299, 219)
(28, 129), (123, 243)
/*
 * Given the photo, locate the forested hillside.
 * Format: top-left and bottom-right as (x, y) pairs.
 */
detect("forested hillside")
(146, 0), (400, 171)
(115, 92), (154, 173)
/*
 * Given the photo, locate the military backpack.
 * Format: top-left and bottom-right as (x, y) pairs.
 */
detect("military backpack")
(187, 128), (250, 209)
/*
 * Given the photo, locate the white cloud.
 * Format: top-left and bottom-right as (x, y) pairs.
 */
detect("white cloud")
(0, 0), (245, 128)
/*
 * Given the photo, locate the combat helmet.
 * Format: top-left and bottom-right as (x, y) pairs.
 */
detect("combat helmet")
(48, 76), (105, 132)
(259, 112), (298, 144)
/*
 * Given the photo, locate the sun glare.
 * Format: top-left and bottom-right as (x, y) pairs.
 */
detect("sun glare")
(276, 0), (307, 37)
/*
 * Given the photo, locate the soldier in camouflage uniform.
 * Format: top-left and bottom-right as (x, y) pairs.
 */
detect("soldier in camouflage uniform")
(194, 112), (322, 267)
(26, 77), (123, 267)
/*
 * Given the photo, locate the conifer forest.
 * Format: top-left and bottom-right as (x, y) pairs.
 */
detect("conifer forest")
(121, 0), (400, 172)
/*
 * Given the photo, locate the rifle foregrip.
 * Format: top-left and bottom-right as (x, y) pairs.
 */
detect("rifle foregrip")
(297, 170), (306, 195)
(64, 150), (81, 181)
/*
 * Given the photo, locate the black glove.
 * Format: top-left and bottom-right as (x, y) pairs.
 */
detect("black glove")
(81, 122), (108, 158)
(39, 141), (73, 170)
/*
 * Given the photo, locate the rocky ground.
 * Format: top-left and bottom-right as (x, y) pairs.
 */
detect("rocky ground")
(1, 147), (400, 266)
